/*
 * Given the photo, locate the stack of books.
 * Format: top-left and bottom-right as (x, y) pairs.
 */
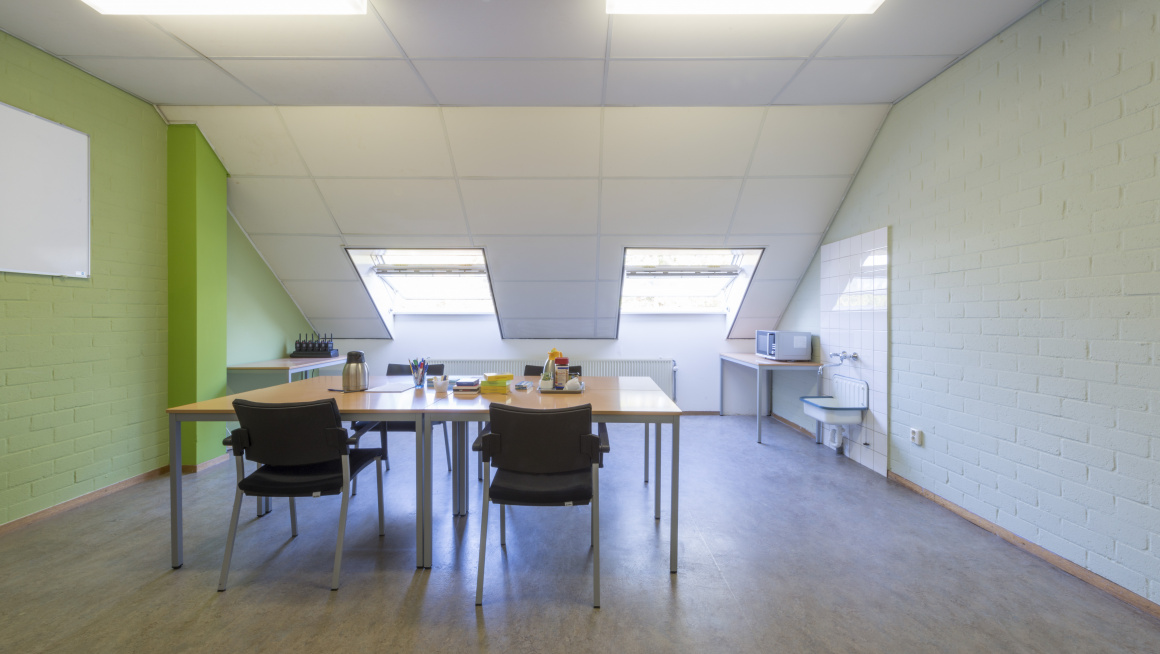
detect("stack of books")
(453, 377), (481, 394)
(480, 372), (512, 394)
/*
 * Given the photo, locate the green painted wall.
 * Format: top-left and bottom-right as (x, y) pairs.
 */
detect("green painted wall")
(0, 32), (168, 524)
(167, 125), (228, 465)
(226, 216), (311, 369)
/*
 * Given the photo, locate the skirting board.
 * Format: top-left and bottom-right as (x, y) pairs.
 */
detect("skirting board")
(888, 471), (1160, 621)
(0, 466), (167, 538)
(770, 412), (815, 440)
(0, 453), (230, 537)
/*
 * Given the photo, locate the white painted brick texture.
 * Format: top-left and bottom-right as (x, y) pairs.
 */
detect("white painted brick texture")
(821, 0), (1160, 603)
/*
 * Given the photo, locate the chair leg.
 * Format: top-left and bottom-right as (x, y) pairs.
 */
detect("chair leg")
(500, 505), (505, 547)
(593, 463), (600, 609)
(218, 488), (244, 591)
(376, 455), (385, 536)
(442, 422), (451, 472)
(289, 497), (298, 537)
(332, 457), (351, 591)
(476, 462), (490, 606)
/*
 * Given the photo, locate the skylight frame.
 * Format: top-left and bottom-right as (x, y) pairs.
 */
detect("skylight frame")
(606, 0), (886, 15)
(80, 0), (367, 15)
(617, 247), (765, 337)
(344, 247), (502, 337)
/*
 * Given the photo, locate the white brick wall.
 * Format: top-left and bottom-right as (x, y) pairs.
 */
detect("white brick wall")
(820, 0), (1160, 603)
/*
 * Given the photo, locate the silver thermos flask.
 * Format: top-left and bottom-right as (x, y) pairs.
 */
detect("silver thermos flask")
(342, 350), (369, 392)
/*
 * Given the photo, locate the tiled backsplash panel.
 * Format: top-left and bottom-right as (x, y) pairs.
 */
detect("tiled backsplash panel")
(819, 227), (888, 475)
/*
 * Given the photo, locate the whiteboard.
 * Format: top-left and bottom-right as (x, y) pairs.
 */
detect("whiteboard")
(0, 100), (90, 278)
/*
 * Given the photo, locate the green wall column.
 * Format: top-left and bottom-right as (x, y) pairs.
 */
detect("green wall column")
(168, 125), (228, 466)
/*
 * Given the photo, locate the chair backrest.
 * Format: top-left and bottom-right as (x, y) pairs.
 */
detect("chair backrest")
(387, 362), (444, 376)
(524, 364), (581, 376)
(487, 404), (595, 474)
(232, 398), (346, 467)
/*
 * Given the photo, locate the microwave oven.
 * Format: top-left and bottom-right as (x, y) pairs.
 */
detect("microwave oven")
(756, 330), (812, 361)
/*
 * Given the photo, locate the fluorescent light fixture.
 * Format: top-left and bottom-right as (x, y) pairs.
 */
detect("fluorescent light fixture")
(607, 0), (885, 14)
(81, 0), (366, 15)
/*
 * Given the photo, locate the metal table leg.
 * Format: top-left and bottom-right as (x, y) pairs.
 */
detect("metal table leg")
(415, 419), (426, 568)
(671, 417), (679, 574)
(654, 422), (662, 520)
(169, 414), (183, 569)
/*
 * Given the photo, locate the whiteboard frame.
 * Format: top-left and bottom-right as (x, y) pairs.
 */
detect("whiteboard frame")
(0, 99), (91, 279)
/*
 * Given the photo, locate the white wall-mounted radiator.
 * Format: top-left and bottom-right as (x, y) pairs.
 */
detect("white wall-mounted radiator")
(429, 358), (677, 400)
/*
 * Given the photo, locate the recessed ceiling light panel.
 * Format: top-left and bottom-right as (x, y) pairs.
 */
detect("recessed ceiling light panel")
(81, 0), (366, 15)
(606, 0), (885, 14)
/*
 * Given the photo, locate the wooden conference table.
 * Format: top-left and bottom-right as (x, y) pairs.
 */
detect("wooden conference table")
(166, 375), (682, 573)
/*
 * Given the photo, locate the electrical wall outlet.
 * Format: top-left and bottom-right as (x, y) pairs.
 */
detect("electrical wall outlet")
(909, 428), (923, 446)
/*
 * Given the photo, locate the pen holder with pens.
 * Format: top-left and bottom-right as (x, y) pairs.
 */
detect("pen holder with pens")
(411, 366), (425, 388)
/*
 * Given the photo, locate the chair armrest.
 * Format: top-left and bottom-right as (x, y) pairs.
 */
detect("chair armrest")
(473, 431), (499, 461)
(225, 428), (249, 454)
(596, 423), (611, 453)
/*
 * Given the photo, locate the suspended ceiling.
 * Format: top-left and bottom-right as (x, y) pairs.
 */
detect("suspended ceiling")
(0, 0), (1045, 338)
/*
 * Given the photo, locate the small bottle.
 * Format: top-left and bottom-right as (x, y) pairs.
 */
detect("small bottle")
(554, 357), (569, 389)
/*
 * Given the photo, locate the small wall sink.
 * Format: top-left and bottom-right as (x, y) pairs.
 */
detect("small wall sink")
(800, 396), (866, 425)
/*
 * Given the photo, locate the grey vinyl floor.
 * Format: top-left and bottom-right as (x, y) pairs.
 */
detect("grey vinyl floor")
(1, 416), (1158, 653)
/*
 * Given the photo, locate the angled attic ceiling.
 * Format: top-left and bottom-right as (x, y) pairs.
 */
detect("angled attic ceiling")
(0, 0), (1045, 339)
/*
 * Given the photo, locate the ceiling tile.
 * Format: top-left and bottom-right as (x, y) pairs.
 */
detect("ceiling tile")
(595, 318), (618, 338)
(214, 59), (432, 105)
(151, 14), (400, 58)
(749, 105), (890, 176)
(730, 317), (780, 339)
(725, 234), (821, 280)
(502, 319), (597, 339)
(282, 281), (380, 319)
(373, 0), (608, 58)
(602, 108), (764, 177)
(596, 281), (622, 318)
(610, 14), (840, 58)
(601, 179), (742, 235)
(308, 318), (391, 339)
(477, 236), (599, 282)
(597, 235), (727, 280)
(414, 60), (604, 106)
(315, 179), (466, 235)
(228, 178), (337, 235)
(730, 177), (850, 235)
(63, 57), (265, 105)
(0, 0), (192, 57)
(249, 235), (356, 282)
(736, 280), (797, 318)
(820, 0), (1042, 57)
(605, 60), (800, 106)
(492, 282), (597, 318)
(279, 107), (452, 177)
(442, 108), (601, 177)
(159, 106), (309, 176)
(775, 57), (957, 105)
(460, 180), (598, 235)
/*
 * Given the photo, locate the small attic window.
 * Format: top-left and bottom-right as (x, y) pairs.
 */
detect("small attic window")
(346, 248), (497, 316)
(620, 248), (762, 314)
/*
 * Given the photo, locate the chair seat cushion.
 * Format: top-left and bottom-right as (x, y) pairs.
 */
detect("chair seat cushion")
(239, 448), (381, 497)
(489, 468), (592, 506)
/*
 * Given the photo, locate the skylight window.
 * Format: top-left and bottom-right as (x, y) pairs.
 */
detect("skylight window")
(619, 248), (763, 317)
(606, 0), (886, 15)
(81, 0), (366, 14)
(346, 249), (497, 323)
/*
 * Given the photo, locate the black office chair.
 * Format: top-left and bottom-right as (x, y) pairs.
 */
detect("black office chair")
(350, 363), (451, 474)
(515, 364), (655, 484)
(218, 398), (384, 591)
(474, 403), (609, 607)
